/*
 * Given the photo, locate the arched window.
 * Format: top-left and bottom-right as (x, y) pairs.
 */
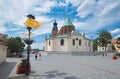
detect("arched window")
(73, 39), (75, 45)
(79, 39), (81, 45)
(60, 39), (64, 46)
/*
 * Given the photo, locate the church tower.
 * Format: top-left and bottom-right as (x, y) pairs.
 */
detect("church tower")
(52, 19), (58, 37)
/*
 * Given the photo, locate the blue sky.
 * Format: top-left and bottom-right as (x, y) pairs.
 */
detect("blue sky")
(0, 0), (120, 49)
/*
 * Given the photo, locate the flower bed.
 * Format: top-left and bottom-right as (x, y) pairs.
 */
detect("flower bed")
(16, 59), (31, 74)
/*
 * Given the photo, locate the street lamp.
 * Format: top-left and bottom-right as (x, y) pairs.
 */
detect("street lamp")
(26, 27), (31, 75)
(24, 14), (43, 75)
(25, 15), (34, 75)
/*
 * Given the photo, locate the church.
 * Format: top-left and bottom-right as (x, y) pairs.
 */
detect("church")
(45, 17), (93, 52)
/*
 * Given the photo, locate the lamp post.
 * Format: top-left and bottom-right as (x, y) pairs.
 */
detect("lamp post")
(24, 14), (43, 75)
(25, 14), (35, 75)
(25, 27), (32, 75)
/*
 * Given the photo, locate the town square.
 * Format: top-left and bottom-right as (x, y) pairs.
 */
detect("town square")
(0, 0), (120, 79)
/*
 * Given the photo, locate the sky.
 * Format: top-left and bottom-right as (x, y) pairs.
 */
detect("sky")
(0, 0), (120, 49)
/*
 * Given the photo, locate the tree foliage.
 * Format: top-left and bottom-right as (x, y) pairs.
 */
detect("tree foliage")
(93, 38), (99, 52)
(5, 37), (25, 56)
(97, 29), (112, 51)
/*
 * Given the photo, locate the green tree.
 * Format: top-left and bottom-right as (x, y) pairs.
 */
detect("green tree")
(15, 37), (25, 52)
(93, 38), (99, 52)
(97, 30), (112, 51)
(6, 37), (25, 56)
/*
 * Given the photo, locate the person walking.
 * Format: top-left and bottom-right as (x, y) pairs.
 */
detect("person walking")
(101, 52), (104, 57)
(105, 52), (107, 56)
(35, 53), (38, 60)
(39, 53), (41, 58)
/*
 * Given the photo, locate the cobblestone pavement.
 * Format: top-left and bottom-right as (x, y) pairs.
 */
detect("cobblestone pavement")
(0, 53), (120, 79)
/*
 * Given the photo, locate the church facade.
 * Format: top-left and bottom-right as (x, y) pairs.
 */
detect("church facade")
(45, 17), (93, 52)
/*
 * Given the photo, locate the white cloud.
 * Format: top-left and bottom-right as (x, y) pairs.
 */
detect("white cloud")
(8, 27), (21, 31)
(73, 16), (101, 33)
(72, 0), (120, 33)
(76, 0), (96, 18)
(33, 0), (57, 13)
(76, 0), (120, 19)
(0, 0), (57, 33)
(31, 42), (44, 49)
(0, 0), (34, 21)
(98, 1), (120, 17)
(59, 2), (67, 7)
(36, 16), (53, 23)
(66, 0), (83, 6)
(75, 0), (120, 18)
(110, 28), (120, 34)
(32, 26), (51, 36)
(0, 26), (7, 33)
(0, 0), (35, 33)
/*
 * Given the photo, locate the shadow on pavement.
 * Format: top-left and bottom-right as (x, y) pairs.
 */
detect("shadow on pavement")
(0, 62), (16, 79)
(11, 70), (81, 79)
(45, 70), (67, 78)
(45, 70), (81, 79)
(64, 76), (81, 79)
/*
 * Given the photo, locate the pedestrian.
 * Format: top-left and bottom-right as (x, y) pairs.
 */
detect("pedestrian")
(35, 53), (37, 60)
(105, 52), (107, 56)
(39, 53), (41, 58)
(101, 52), (104, 57)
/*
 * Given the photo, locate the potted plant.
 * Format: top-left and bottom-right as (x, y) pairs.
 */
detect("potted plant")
(23, 39), (34, 45)
(16, 59), (31, 74)
(16, 59), (27, 74)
